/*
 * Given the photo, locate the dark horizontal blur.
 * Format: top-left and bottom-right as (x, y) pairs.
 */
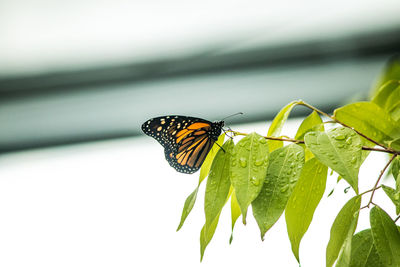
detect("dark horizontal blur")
(1, 1), (400, 153)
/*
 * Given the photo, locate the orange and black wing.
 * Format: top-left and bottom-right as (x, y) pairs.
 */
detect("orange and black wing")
(141, 116), (222, 173)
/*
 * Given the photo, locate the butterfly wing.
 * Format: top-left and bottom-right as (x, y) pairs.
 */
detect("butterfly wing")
(141, 116), (222, 173)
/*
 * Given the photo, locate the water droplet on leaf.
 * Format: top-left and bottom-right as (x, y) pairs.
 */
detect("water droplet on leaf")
(239, 157), (247, 168)
(280, 185), (289, 192)
(251, 176), (260, 186)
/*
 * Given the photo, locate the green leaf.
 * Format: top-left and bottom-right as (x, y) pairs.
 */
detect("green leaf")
(230, 132), (270, 224)
(304, 127), (362, 194)
(389, 102), (400, 121)
(176, 134), (225, 231)
(295, 111), (324, 140)
(370, 206), (400, 267)
(372, 55), (400, 94)
(285, 157), (328, 262)
(334, 102), (400, 146)
(326, 195), (361, 267)
(372, 80), (400, 108)
(392, 156), (400, 180)
(381, 185), (400, 215)
(387, 137), (400, 151)
(229, 189), (241, 244)
(268, 100), (299, 151)
(295, 111), (324, 161)
(200, 140), (234, 260)
(252, 144), (304, 239)
(385, 83), (400, 112)
(342, 229), (384, 267)
(204, 140), (234, 232)
(176, 188), (199, 231)
(200, 213), (220, 261)
(199, 134), (225, 184)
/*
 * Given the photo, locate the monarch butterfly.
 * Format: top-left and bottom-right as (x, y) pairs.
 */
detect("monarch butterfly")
(141, 116), (224, 174)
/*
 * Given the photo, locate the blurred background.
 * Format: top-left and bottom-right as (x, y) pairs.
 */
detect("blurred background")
(0, 0), (400, 266)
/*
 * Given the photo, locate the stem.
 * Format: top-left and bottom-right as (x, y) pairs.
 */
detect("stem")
(359, 185), (382, 196)
(395, 214), (400, 223)
(362, 147), (399, 154)
(297, 101), (391, 150)
(364, 154), (398, 209)
(229, 131), (305, 144)
(228, 131), (398, 154)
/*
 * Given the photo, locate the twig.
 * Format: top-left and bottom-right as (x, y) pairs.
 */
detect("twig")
(297, 101), (392, 150)
(364, 154), (398, 209)
(395, 214), (400, 223)
(228, 131), (399, 154)
(359, 185), (382, 196)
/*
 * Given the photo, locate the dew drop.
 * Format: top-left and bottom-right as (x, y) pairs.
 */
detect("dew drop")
(351, 157), (357, 164)
(251, 176), (260, 186)
(345, 137), (352, 145)
(279, 152), (285, 157)
(334, 134), (346, 140)
(259, 138), (267, 144)
(280, 185), (289, 192)
(239, 157), (247, 168)
(254, 159), (263, 166)
(394, 193), (400, 200)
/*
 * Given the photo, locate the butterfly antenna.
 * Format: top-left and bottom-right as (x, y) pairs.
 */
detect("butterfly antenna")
(220, 112), (243, 121)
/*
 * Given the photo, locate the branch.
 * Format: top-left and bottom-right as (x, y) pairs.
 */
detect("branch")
(297, 101), (393, 151)
(228, 131), (398, 154)
(361, 154), (398, 209)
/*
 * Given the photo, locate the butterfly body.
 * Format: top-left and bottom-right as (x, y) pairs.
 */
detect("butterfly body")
(141, 116), (224, 173)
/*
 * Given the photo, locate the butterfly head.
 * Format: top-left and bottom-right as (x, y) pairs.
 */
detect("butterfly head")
(211, 120), (224, 141)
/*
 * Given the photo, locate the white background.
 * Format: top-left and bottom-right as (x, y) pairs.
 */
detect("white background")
(0, 119), (394, 267)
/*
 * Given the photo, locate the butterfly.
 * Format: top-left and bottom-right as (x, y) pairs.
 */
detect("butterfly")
(141, 116), (224, 174)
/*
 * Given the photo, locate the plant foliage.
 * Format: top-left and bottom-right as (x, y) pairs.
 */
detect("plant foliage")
(175, 56), (400, 265)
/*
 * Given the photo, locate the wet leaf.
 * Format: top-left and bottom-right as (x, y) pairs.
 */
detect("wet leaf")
(268, 100), (299, 151)
(295, 111), (324, 160)
(381, 185), (400, 215)
(204, 140), (234, 231)
(326, 196), (361, 267)
(338, 229), (384, 267)
(199, 134), (226, 184)
(177, 134), (225, 231)
(295, 111), (324, 140)
(229, 190), (241, 244)
(252, 144), (304, 239)
(230, 132), (270, 224)
(285, 157), (328, 262)
(334, 102), (400, 146)
(200, 213), (220, 261)
(305, 127), (362, 194)
(370, 206), (400, 267)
